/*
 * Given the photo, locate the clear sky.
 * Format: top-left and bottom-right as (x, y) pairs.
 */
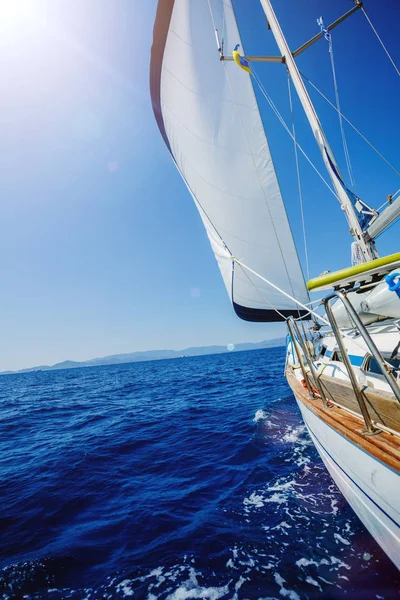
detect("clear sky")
(1, 0), (399, 371)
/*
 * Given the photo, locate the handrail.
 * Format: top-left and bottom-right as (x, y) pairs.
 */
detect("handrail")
(324, 291), (400, 404)
(288, 317), (328, 407)
(286, 318), (315, 399)
(323, 297), (377, 433)
(286, 290), (400, 435)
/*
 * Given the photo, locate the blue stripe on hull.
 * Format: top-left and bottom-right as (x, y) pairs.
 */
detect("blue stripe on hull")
(305, 420), (400, 531)
(300, 347), (364, 367)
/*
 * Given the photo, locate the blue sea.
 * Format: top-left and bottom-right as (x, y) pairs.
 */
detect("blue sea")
(1, 347), (399, 599)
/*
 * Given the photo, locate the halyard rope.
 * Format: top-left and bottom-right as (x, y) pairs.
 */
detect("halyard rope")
(328, 36), (355, 186)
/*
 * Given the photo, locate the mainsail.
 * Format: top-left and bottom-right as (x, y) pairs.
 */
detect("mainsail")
(150, 0), (310, 321)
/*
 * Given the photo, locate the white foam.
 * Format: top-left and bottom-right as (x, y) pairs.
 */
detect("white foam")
(334, 533), (350, 546)
(166, 570), (229, 600)
(243, 492), (265, 508)
(264, 493), (287, 505)
(116, 579), (135, 596)
(254, 409), (269, 422)
(231, 575), (246, 600)
(330, 556), (351, 570)
(273, 573), (301, 600)
(282, 427), (302, 443)
(296, 557), (330, 568)
(267, 479), (296, 492)
(330, 499), (339, 516)
(306, 576), (322, 590)
(271, 521), (291, 535)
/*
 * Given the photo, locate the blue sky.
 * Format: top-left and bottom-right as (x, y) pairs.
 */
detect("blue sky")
(0, 0), (399, 371)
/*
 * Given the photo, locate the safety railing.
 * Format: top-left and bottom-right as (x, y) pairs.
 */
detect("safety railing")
(287, 317), (328, 407)
(323, 290), (400, 433)
(286, 290), (400, 435)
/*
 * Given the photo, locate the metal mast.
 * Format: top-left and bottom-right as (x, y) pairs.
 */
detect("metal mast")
(259, 0), (374, 262)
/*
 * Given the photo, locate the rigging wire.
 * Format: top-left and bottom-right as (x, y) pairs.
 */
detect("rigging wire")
(327, 36), (355, 186)
(361, 7), (400, 78)
(206, 0), (218, 32)
(251, 68), (340, 202)
(223, 64), (303, 319)
(376, 187), (400, 213)
(234, 261), (289, 322)
(233, 257), (329, 325)
(206, 0), (303, 321)
(287, 73), (310, 282)
(233, 257), (387, 355)
(220, 1), (226, 55)
(301, 71), (400, 178)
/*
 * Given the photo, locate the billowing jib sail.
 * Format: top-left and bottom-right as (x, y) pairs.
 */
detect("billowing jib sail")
(150, 0), (310, 321)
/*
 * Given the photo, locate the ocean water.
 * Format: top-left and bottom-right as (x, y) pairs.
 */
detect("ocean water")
(0, 347), (399, 599)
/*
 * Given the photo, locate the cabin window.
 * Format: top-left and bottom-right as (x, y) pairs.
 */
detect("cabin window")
(364, 354), (400, 376)
(331, 349), (343, 362)
(319, 345), (327, 357)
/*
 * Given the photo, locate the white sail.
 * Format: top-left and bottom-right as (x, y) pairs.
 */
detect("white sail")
(150, 0), (309, 321)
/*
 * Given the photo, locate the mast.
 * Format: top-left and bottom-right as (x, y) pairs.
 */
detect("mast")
(259, 0), (374, 263)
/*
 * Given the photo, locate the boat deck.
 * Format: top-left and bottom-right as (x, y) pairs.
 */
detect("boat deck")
(286, 368), (400, 473)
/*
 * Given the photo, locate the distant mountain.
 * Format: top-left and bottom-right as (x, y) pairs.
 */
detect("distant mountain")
(1, 338), (285, 375)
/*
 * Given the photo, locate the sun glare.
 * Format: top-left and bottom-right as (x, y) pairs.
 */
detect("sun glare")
(0, 0), (37, 20)
(0, 0), (41, 39)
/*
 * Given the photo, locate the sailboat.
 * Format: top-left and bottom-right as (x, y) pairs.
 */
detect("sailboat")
(150, 0), (400, 569)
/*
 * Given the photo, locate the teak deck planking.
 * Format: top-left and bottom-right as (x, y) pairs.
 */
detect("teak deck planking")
(286, 368), (400, 473)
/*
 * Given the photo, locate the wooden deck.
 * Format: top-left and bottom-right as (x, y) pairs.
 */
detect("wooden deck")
(319, 374), (400, 435)
(286, 368), (400, 473)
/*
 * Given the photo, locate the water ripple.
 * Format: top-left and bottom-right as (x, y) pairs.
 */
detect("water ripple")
(0, 348), (398, 598)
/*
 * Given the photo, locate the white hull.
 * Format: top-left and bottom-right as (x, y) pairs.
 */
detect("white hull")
(295, 395), (400, 570)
